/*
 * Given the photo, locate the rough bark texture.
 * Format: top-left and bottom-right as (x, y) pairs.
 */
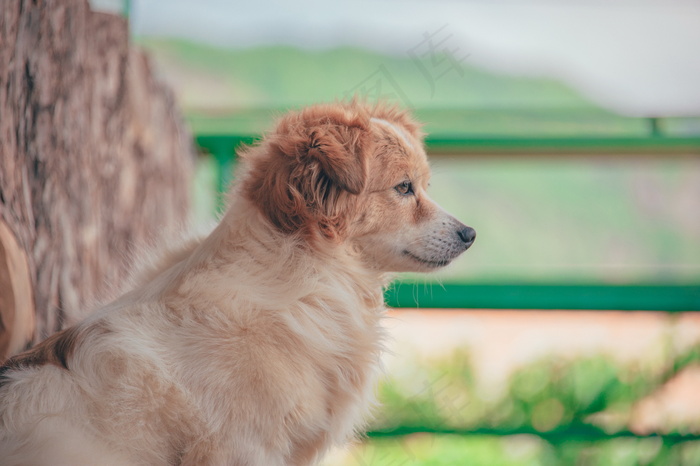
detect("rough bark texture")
(0, 0), (194, 358)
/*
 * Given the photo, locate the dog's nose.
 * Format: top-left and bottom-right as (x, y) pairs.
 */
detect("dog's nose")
(457, 227), (476, 247)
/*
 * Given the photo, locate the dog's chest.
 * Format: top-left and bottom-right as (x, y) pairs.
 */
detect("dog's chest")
(173, 290), (384, 459)
(280, 306), (384, 462)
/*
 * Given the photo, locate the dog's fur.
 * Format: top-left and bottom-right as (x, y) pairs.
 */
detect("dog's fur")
(0, 101), (475, 465)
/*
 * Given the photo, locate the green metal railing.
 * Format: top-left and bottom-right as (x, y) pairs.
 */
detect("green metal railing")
(196, 131), (700, 196)
(386, 283), (700, 312)
(367, 425), (700, 445)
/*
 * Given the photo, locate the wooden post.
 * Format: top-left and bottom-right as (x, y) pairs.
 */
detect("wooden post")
(0, 0), (194, 359)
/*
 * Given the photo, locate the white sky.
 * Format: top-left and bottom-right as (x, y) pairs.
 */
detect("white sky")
(131, 0), (700, 116)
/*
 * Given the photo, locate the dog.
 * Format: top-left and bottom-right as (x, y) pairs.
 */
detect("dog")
(0, 101), (475, 465)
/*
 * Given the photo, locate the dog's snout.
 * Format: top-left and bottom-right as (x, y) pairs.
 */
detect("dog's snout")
(457, 226), (476, 247)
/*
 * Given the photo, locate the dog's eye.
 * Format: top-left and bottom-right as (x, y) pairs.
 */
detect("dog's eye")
(395, 180), (414, 196)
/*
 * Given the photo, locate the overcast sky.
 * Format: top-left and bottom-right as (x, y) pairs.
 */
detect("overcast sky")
(130, 0), (700, 116)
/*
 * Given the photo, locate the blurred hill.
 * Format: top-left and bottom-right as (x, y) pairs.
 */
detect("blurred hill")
(136, 38), (700, 137)
(137, 38), (596, 109)
(136, 38), (646, 137)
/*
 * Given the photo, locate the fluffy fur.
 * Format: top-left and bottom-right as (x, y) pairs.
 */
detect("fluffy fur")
(0, 101), (475, 465)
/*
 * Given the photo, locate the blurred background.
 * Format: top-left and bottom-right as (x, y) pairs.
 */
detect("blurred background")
(107, 0), (700, 463)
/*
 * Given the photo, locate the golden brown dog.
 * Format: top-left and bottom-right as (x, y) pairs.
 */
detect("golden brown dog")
(0, 101), (475, 465)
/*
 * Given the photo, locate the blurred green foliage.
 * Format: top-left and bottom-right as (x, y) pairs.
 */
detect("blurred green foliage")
(344, 435), (700, 466)
(342, 345), (700, 465)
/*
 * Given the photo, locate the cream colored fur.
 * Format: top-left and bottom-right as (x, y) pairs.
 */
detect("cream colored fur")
(0, 102), (474, 465)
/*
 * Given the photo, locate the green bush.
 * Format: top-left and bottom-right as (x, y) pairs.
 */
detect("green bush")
(341, 346), (700, 465)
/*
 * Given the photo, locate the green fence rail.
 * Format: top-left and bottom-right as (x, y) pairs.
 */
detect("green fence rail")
(196, 133), (700, 196)
(367, 425), (700, 445)
(386, 283), (700, 312)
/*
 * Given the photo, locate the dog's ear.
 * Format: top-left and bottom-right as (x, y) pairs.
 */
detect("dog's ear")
(304, 124), (368, 195)
(243, 105), (372, 240)
(275, 107), (371, 196)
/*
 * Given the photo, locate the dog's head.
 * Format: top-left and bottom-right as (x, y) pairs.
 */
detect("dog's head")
(241, 101), (475, 272)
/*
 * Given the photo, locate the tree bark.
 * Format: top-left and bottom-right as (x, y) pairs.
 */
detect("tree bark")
(0, 0), (194, 359)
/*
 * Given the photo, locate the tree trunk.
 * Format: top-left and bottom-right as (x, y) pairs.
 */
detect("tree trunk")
(0, 0), (194, 359)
